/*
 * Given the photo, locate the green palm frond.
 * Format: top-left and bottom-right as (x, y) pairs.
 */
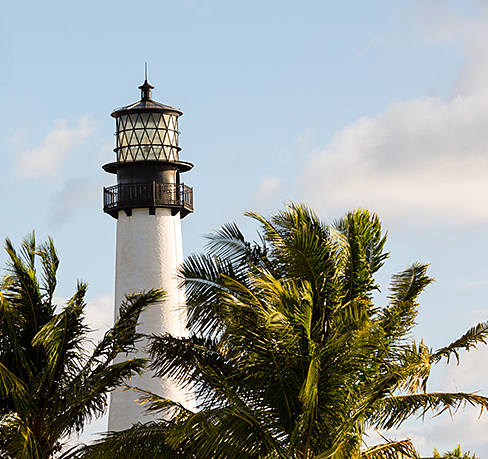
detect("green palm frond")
(332, 209), (389, 302)
(429, 444), (480, 458)
(161, 406), (287, 459)
(0, 413), (49, 459)
(180, 253), (238, 335)
(394, 341), (432, 394)
(360, 437), (417, 459)
(65, 421), (182, 459)
(370, 392), (488, 430)
(0, 234), (162, 458)
(388, 263), (433, 306)
(379, 264), (433, 342)
(205, 221), (267, 269)
(37, 237), (59, 302)
(431, 321), (488, 364)
(32, 282), (89, 384)
(132, 391), (195, 419)
(247, 204), (336, 297)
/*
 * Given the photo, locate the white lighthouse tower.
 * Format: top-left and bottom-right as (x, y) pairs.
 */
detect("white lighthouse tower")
(103, 79), (194, 431)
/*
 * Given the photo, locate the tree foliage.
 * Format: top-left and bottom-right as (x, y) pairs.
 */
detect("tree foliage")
(432, 445), (479, 459)
(0, 233), (164, 458)
(76, 205), (488, 459)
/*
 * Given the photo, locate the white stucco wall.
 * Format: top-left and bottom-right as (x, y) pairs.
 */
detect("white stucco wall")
(108, 207), (194, 431)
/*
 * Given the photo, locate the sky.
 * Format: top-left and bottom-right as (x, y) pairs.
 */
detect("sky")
(2, 0), (488, 455)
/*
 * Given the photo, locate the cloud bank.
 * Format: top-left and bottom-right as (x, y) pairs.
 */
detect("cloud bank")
(302, 94), (488, 226)
(15, 116), (96, 179)
(300, 1), (488, 228)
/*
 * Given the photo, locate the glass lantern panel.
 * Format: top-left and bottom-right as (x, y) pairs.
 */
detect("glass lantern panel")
(129, 113), (142, 130)
(164, 148), (170, 161)
(118, 132), (128, 148)
(117, 116), (125, 131)
(141, 132), (151, 146)
(126, 129), (136, 146)
(162, 146), (172, 161)
(152, 130), (161, 146)
(167, 116), (177, 146)
(130, 129), (141, 145)
(135, 147), (145, 161)
(162, 113), (170, 128)
(155, 114), (165, 130)
(167, 115), (175, 131)
(150, 146), (161, 160)
(146, 128), (157, 143)
(148, 113), (159, 129)
(125, 114), (136, 130)
(140, 113), (151, 128)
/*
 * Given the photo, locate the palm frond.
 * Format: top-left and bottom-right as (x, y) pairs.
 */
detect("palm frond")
(90, 289), (164, 361)
(247, 204), (336, 295)
(361, 437), (417, 459)
(0, 413), (49, 459)
(37, 237), (59, 303)
(64, 421), (182, 459)
(0, 362), (31, 415)
(370, 392), (488, 430)
(332, 209), (389, 302)
(205, 221), (266, 268)
(431, 321), (488, 364)
(388, 264), (433, 306)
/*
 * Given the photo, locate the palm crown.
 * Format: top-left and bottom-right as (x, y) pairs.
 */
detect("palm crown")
(78, 205), (488, 459)
(0, 233), (164, 458)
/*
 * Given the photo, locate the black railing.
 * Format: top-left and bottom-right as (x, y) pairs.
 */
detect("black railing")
(104, 182), (193, 218)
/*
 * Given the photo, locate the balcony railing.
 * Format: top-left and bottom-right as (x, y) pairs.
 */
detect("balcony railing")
(104, 182), (193, 218)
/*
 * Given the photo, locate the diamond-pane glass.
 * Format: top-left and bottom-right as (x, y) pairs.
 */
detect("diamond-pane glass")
(115, 112), (180, 162)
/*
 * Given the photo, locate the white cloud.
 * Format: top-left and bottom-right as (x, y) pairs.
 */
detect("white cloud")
(15, 116), (96, 179)
(436, 343), (488, 392)
(85, 293), (114, 344)
(392, 407), (488, 457)
(48, 177), (100, 226)
(296, 1), (488, 228)
(301, 93), (488, 226)
(404, 0), (488, 98)
(255, 174), (284, 203)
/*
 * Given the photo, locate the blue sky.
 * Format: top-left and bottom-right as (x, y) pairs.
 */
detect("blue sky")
(2, 0), (488, 455)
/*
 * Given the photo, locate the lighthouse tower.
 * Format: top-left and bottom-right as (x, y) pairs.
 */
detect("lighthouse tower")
(103, 79), (194, 431)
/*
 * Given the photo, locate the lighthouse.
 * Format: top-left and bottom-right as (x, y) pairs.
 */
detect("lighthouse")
(103, 79), (194, 431)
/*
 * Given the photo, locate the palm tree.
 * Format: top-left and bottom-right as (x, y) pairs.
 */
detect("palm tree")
(431, 445), (479, 458)
(0, 233), (164, 459)
(77, 205), (488, 459)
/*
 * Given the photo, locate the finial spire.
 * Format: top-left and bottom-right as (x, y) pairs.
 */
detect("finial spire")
(139, 63), (154, 100)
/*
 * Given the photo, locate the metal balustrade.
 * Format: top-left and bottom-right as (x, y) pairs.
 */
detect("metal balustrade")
(104, 182), (193, 218)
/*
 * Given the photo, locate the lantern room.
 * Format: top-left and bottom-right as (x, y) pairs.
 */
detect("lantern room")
(112, 80), (181, 163)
